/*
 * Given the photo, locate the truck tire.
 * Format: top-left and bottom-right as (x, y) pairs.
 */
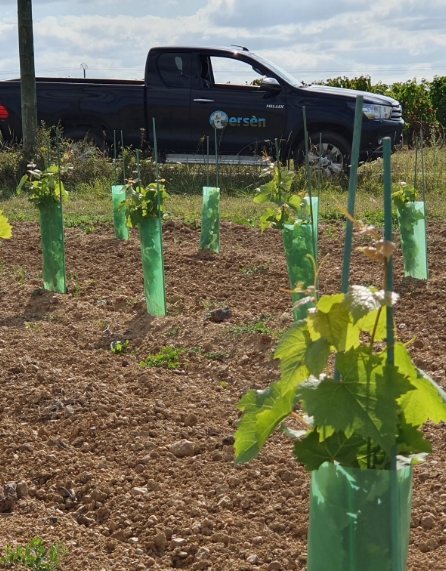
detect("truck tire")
(294, 131), (351, 176)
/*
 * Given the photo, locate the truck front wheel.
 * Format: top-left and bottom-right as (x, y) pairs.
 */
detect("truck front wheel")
(294, 131), (351, 176)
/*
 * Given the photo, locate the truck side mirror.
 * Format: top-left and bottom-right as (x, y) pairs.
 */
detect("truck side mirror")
(260, 77), (281, 92)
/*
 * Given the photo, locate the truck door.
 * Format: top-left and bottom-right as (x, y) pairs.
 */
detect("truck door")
(145, 51), (192, 154)
(190, 54), (287, 158)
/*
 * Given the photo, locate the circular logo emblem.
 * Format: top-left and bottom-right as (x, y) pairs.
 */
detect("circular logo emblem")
(209, 110), (228, 129)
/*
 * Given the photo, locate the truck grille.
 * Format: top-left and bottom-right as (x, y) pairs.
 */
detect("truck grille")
(391, 104), (402, 120)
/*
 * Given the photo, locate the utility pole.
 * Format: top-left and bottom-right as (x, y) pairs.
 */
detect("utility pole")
(18, 0), (37, 156)
(80, 63), (88, 78)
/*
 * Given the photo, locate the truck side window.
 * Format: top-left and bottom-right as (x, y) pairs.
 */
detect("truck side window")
(157, 53), (192, 89)
(209, 56), (263, 88)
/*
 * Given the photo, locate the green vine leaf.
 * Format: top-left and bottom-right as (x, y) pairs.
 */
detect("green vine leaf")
(17, 166), (70, 206)
(259, 208), (277, 232)
(356, 308), (387, 341)
(417, 367), (446, 403)
(308, 296), (359, 351)
(299, 348), (414, 454)
(235, 376), (305, 465)
(288, 194), (305, 211)
(304, 337), (331, 377)
(397, 414), (433, 456)
(395, 342), (446, 425)
(307, 304), (348, 346)
(293, 428), (365, 471)
(253, 181), (276, 204)
(279, 169), (295, 193)
(343, 285), (381, 321)
(316, 293), (345, 312)
(0, 211), (12, 240)
(253, 164), (304, 231)
(122, 182), (169, 227)
(234, 322), (311, 465)
(274, 321), (313, 381)
(392, 182), (418, 208)
(355, 440), (390, 469)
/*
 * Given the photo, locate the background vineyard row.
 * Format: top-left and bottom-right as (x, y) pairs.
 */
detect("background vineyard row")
(316, 75), (446, 145)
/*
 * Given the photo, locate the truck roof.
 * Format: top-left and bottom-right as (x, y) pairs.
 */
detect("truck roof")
(149, 45), (253, 55)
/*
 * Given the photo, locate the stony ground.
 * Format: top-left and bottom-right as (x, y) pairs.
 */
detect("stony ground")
(0, 219), (445, 571)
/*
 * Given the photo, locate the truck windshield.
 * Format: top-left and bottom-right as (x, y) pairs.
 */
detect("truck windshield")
(249, 54), (299, 87)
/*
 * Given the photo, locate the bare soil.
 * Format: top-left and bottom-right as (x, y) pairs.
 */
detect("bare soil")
(0, 219), (445, 571)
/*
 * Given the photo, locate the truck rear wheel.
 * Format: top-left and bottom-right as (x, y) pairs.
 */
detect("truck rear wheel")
(294, 131), (351, 176)
(62, 128), (106, 149)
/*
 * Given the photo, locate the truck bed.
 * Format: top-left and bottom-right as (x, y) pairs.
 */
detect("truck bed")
(0, 77), (145, 147)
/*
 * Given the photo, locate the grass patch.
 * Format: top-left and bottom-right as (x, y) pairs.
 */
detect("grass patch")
(139, 346), (185, 369)
(229, 316), (285, 339)
(189, 347), (227, 361)
(0, 537), (66, 571)
(2, 187), (446, 230)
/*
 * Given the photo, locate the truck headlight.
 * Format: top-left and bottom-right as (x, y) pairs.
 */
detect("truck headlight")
(363, 104), (392, 120)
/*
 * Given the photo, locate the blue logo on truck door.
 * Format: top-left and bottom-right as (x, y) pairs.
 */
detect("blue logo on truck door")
(210, 111), (265, 129)
(209, 111), (229, 129)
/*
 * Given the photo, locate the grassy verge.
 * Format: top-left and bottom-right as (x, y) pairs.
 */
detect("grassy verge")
(3, 187), (446, 229)
(1, 144), (446, 227)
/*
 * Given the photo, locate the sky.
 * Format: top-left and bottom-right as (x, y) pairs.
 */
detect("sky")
(1, 0), (445, 85)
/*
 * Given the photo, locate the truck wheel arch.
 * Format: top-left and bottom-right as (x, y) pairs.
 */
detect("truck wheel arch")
(293, 130), (351, 175)
(61, 126), (106, 148)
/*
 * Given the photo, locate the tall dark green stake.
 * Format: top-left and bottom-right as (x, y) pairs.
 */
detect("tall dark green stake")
(340, 95), (363, 293)
(383, 137), (402, 571)
(334, 96), (363, 382)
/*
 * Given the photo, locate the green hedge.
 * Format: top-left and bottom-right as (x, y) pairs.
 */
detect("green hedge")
(316, 75), (446, 144)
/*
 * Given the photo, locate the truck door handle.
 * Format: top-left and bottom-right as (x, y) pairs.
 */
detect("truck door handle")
(193, 98), (214, 103)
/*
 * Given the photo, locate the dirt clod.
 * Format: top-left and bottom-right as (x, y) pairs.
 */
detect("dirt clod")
(169, 439), (195, 458)
(16, 481), (28, 498)
(209, 306), (232, 322)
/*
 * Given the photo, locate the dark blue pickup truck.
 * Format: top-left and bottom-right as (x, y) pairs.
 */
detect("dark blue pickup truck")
(0, 45), (403, 173)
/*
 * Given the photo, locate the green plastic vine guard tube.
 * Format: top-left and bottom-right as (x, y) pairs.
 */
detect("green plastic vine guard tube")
(139, 217), (166, 316)
(112, 185), (129, 240)
(307, 463), (413, 571)
(38, 202), (67, 294)
(282, 222), (316, 321)
(199, 187), (220, 252)
(305, 196), (319, 254)
(396, 201), (428, 279)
